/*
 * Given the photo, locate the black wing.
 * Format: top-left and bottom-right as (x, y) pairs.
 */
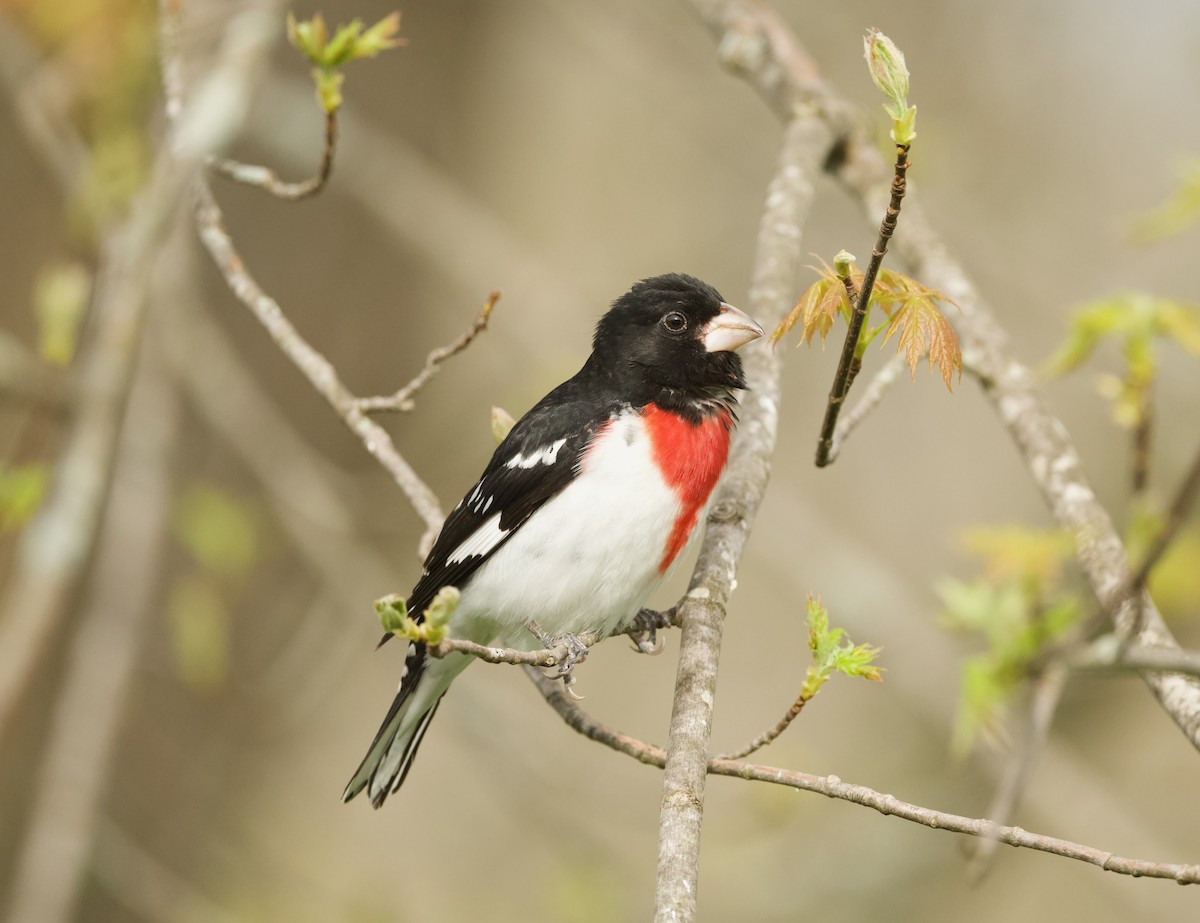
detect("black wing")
(402, 387), (617, 625)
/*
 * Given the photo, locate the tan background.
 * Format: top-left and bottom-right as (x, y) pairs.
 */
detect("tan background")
(2, 0), (1199, 920)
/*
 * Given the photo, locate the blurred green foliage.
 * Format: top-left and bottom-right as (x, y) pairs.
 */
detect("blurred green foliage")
(168, 481), (261, 690)
(0, 463), (48, 531)
(938, 526), (1082, 753)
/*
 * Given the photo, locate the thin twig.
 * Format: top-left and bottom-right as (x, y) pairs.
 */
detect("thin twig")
(1132, 440), (1200, 590)
(814, 143), (909, 468)
(1131, 383), (1154, 499)
(826, 351), (908, 463)
(428, 631), (603, 669)
(967, 663), (1069, 881)
(209, 108), (337, 199)
(714, 691), (810, 761)
(528, 669), (1200, 886)
(187, 178), (446, 554)
(355, 291), (500, 413)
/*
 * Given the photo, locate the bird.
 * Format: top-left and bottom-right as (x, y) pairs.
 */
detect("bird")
(343, 273), (763, 808)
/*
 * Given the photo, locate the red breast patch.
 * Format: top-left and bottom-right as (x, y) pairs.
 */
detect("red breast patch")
(642, 404), (732, 573)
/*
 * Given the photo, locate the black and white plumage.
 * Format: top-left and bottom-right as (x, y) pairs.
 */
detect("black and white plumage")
(343, 273), (763, 807)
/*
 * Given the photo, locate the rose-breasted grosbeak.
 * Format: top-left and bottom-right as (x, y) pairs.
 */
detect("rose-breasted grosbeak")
(343, 273), (763, 807)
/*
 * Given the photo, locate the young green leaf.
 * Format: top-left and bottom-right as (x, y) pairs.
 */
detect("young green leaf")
(287, 11), (404, 113)
(1046, 293), (1200, 427)
(863, 28), (917, 145)
(881, 289), (962, 389)
(375, 594), (409, 635)
(772, 258), (857, 347)
(172, 482), (260, 582)
(802, 596), (883, 699)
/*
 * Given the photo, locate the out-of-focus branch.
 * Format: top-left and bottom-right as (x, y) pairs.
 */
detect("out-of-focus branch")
(967, 663), (1068, 881)
(0, 0), (277, 745)
(826, 351), (907, 462)
(688, 0), (1200, 751)
(0, 330), (68, 409)
(94, 821), (243, 923)
(1067, 641), (1200, 678)
(1132, 441), (1200, 592)
(210, 108), (336, 199)
(654, 114), (829, 923)
(0, 13), (88, 195)
(4, 341), (180, 923)
(530, 669), (1200, 886)
(0, 161), (179, 740)
(355, 291), (499, 413)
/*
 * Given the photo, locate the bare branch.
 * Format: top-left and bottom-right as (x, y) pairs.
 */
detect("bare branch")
(429, 632), (600, 669)
(529, 669), (1200, 886)
(355, 291), (500, 413)
(826, 351), (908, 462)
(210, 108), (337, 199)
(654, 113), (829, 922)
(187, 180), (445, 551)
(713, 690), (810, 761)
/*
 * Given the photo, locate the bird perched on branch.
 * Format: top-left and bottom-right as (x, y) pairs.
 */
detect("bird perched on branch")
(344, 273), (763, 807)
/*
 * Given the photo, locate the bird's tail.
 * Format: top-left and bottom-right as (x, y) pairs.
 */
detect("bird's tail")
(342, 641), (467, 808)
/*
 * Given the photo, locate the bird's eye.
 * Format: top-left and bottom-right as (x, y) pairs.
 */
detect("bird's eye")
(662, 311), (688, 333)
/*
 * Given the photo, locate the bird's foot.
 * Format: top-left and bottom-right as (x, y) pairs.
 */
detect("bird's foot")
(627, 607), (677, 655)
(524, 620), (590, 699)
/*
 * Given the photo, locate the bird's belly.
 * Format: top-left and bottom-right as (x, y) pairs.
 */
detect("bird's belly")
(457, 413), (701, 641)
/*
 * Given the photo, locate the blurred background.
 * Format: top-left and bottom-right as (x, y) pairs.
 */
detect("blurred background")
(1, 0), (1199, 920)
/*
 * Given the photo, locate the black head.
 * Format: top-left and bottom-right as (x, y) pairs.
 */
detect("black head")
(589, 273), (763, 407)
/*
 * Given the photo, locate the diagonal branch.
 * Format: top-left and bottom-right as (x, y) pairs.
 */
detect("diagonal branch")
(814, 144), (910, 466)
(355, 291), (500, 413)
(529, 668), (1200, 886)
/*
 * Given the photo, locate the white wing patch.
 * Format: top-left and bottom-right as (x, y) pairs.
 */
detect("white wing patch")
(446, 513), (508, 564)
(505, 438), (567, 470)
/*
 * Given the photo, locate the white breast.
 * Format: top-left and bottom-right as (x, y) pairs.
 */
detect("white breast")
(453, 413), (685, 643)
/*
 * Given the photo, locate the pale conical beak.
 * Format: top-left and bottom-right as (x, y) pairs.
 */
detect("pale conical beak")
(701, 302), (764, 353)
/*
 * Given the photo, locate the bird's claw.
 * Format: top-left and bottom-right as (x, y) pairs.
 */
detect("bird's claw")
(525, 620), (590, 694)
(627, 607), (674, 655)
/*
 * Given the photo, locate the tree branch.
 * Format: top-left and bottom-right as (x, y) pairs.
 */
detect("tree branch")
(815, 144), (910, 467)
(529, 669), (1200, 886)
(654, 113), (829, 922)
(354, 291), (500, 413)
(825, 351), (908, 462)
(210, 108), (337, 199)
(689, 0), (1200, 751)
